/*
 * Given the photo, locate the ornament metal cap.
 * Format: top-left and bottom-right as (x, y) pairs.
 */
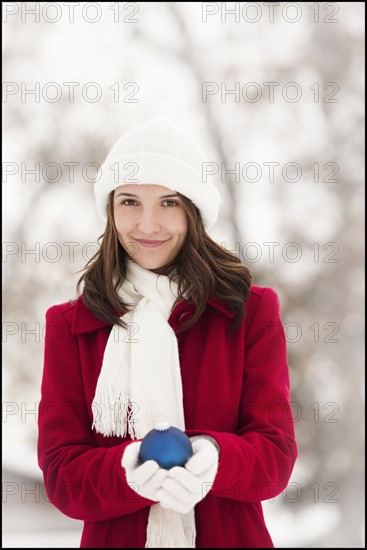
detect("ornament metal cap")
(155, 420), (170, 431)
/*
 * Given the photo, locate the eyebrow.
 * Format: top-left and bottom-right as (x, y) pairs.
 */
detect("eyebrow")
(114, 192), (179, 199)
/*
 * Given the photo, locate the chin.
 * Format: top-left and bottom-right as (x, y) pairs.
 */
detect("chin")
(136, 258), (165, 271)
(138, 253), (177, 272)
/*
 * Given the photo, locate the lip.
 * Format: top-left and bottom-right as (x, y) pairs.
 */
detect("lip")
(135, 238), (169, 249)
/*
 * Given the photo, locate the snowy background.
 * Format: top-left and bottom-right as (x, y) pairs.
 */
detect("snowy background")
(2, 2), (365, 547)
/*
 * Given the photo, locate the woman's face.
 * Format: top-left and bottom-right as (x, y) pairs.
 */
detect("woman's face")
(113, 184), (189, 270)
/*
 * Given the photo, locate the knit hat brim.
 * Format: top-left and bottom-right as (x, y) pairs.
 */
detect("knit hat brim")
(95, 152), (221, 230)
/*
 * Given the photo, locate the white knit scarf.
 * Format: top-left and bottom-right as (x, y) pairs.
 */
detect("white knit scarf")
(91, 257), (196, 548)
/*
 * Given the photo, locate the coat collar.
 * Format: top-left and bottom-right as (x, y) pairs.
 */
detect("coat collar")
(71, 293), (234, 335)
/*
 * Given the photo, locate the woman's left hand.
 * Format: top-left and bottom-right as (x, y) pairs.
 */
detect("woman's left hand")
(156, 436), (220, 514)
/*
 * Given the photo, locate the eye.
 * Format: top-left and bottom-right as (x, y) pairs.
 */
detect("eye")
(121, 199), (137, 206)
(162, 200), (178, 207)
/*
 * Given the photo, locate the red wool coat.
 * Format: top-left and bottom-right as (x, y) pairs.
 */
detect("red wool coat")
(38, 285), (298, 548)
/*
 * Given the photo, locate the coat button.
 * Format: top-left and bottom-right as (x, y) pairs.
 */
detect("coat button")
(178, 312), (191, 323)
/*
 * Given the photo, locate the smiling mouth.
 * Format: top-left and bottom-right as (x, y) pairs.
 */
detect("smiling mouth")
(135, 238), (169, 248)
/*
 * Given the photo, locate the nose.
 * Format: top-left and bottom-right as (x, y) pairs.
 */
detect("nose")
(137, 208), (161, 234)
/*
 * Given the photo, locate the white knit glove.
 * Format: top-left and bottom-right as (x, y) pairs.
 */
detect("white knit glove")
(156, 435), (220, 514)
(121, 441), (169, 502)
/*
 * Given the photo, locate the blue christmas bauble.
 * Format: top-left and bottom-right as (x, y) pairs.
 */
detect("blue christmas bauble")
(138, 421), (193, 470)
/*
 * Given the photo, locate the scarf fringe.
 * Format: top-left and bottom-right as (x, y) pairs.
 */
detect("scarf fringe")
(146, 505), (196, 548)
(92, 389), (137, 439)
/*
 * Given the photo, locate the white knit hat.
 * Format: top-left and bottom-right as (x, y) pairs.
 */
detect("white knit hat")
(94, 116), (221, 230)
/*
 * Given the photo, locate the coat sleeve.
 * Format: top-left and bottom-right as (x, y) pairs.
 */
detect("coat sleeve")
(37, 305), (155, 522)
(187, 287), (298, 503)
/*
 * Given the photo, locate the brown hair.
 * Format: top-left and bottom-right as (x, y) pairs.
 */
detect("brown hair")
(77, 192), (253, 335)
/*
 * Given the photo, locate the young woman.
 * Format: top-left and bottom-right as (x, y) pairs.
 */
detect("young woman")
(38, 117), (298, 548)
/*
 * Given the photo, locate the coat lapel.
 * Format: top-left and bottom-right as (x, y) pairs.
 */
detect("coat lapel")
(71, 293), (234, 336)
(71, 296), (112, 335)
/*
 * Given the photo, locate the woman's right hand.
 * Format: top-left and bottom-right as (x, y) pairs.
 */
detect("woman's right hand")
(121, 441), (169, 502)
